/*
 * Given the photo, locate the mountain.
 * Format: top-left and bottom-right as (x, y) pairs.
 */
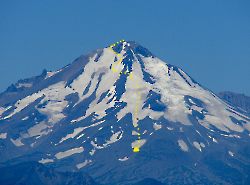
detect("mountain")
(0, 161), (166, 185)
(0, 40), (250, 185)
(0, 161), (98, 185)
(218, 91), (250, 116)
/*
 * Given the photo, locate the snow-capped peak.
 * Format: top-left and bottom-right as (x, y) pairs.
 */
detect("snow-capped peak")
(0, 41), (249, 183)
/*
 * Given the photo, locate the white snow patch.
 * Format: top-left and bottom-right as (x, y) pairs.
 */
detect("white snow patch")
(27, 122), (51, 137)
(38, 158), (54, 164)
(212, 138), (218, 143)
(191, 105), (203, 114)
(193, 141), (202, 152)
(196, 130), (201, 136)
(91, 131), (123, 149)
(232, 134), (241, 138)
(55, 147), (84, 159)
(22, 116), (29, 121)
(16, 121), (52, 142)
(59, 127), (85, 143)
(132, 130), (140, 136)
(77, 133), (85, 140)
(11, 138), (24, 147)
(131, 139), (146, 149)
(37, 82), (72, 123)
(89, 149), (96, 156)
(200, 142), (205, 148)
(59, 120), (105, 144)
(178, 139), (189, 152)
(105, 131), (123, 146)
(118, 156), (129, 161)
(167, 127), (174, 131)
(16, 83), (32, 88)
(91, 141), (104, 149)
(153, 122), (162, 130)
(3, 93), (43, 119)
(228, 151), (234, 157)
(76, 159), (92, 169)
(0, 133), (7, 139)
(45, 70), (61, 79)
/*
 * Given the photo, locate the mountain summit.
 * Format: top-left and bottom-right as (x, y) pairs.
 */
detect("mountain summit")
(0, 40), (250, 184)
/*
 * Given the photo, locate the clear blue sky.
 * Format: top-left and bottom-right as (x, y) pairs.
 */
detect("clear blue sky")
(0, 0), (250, 95)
